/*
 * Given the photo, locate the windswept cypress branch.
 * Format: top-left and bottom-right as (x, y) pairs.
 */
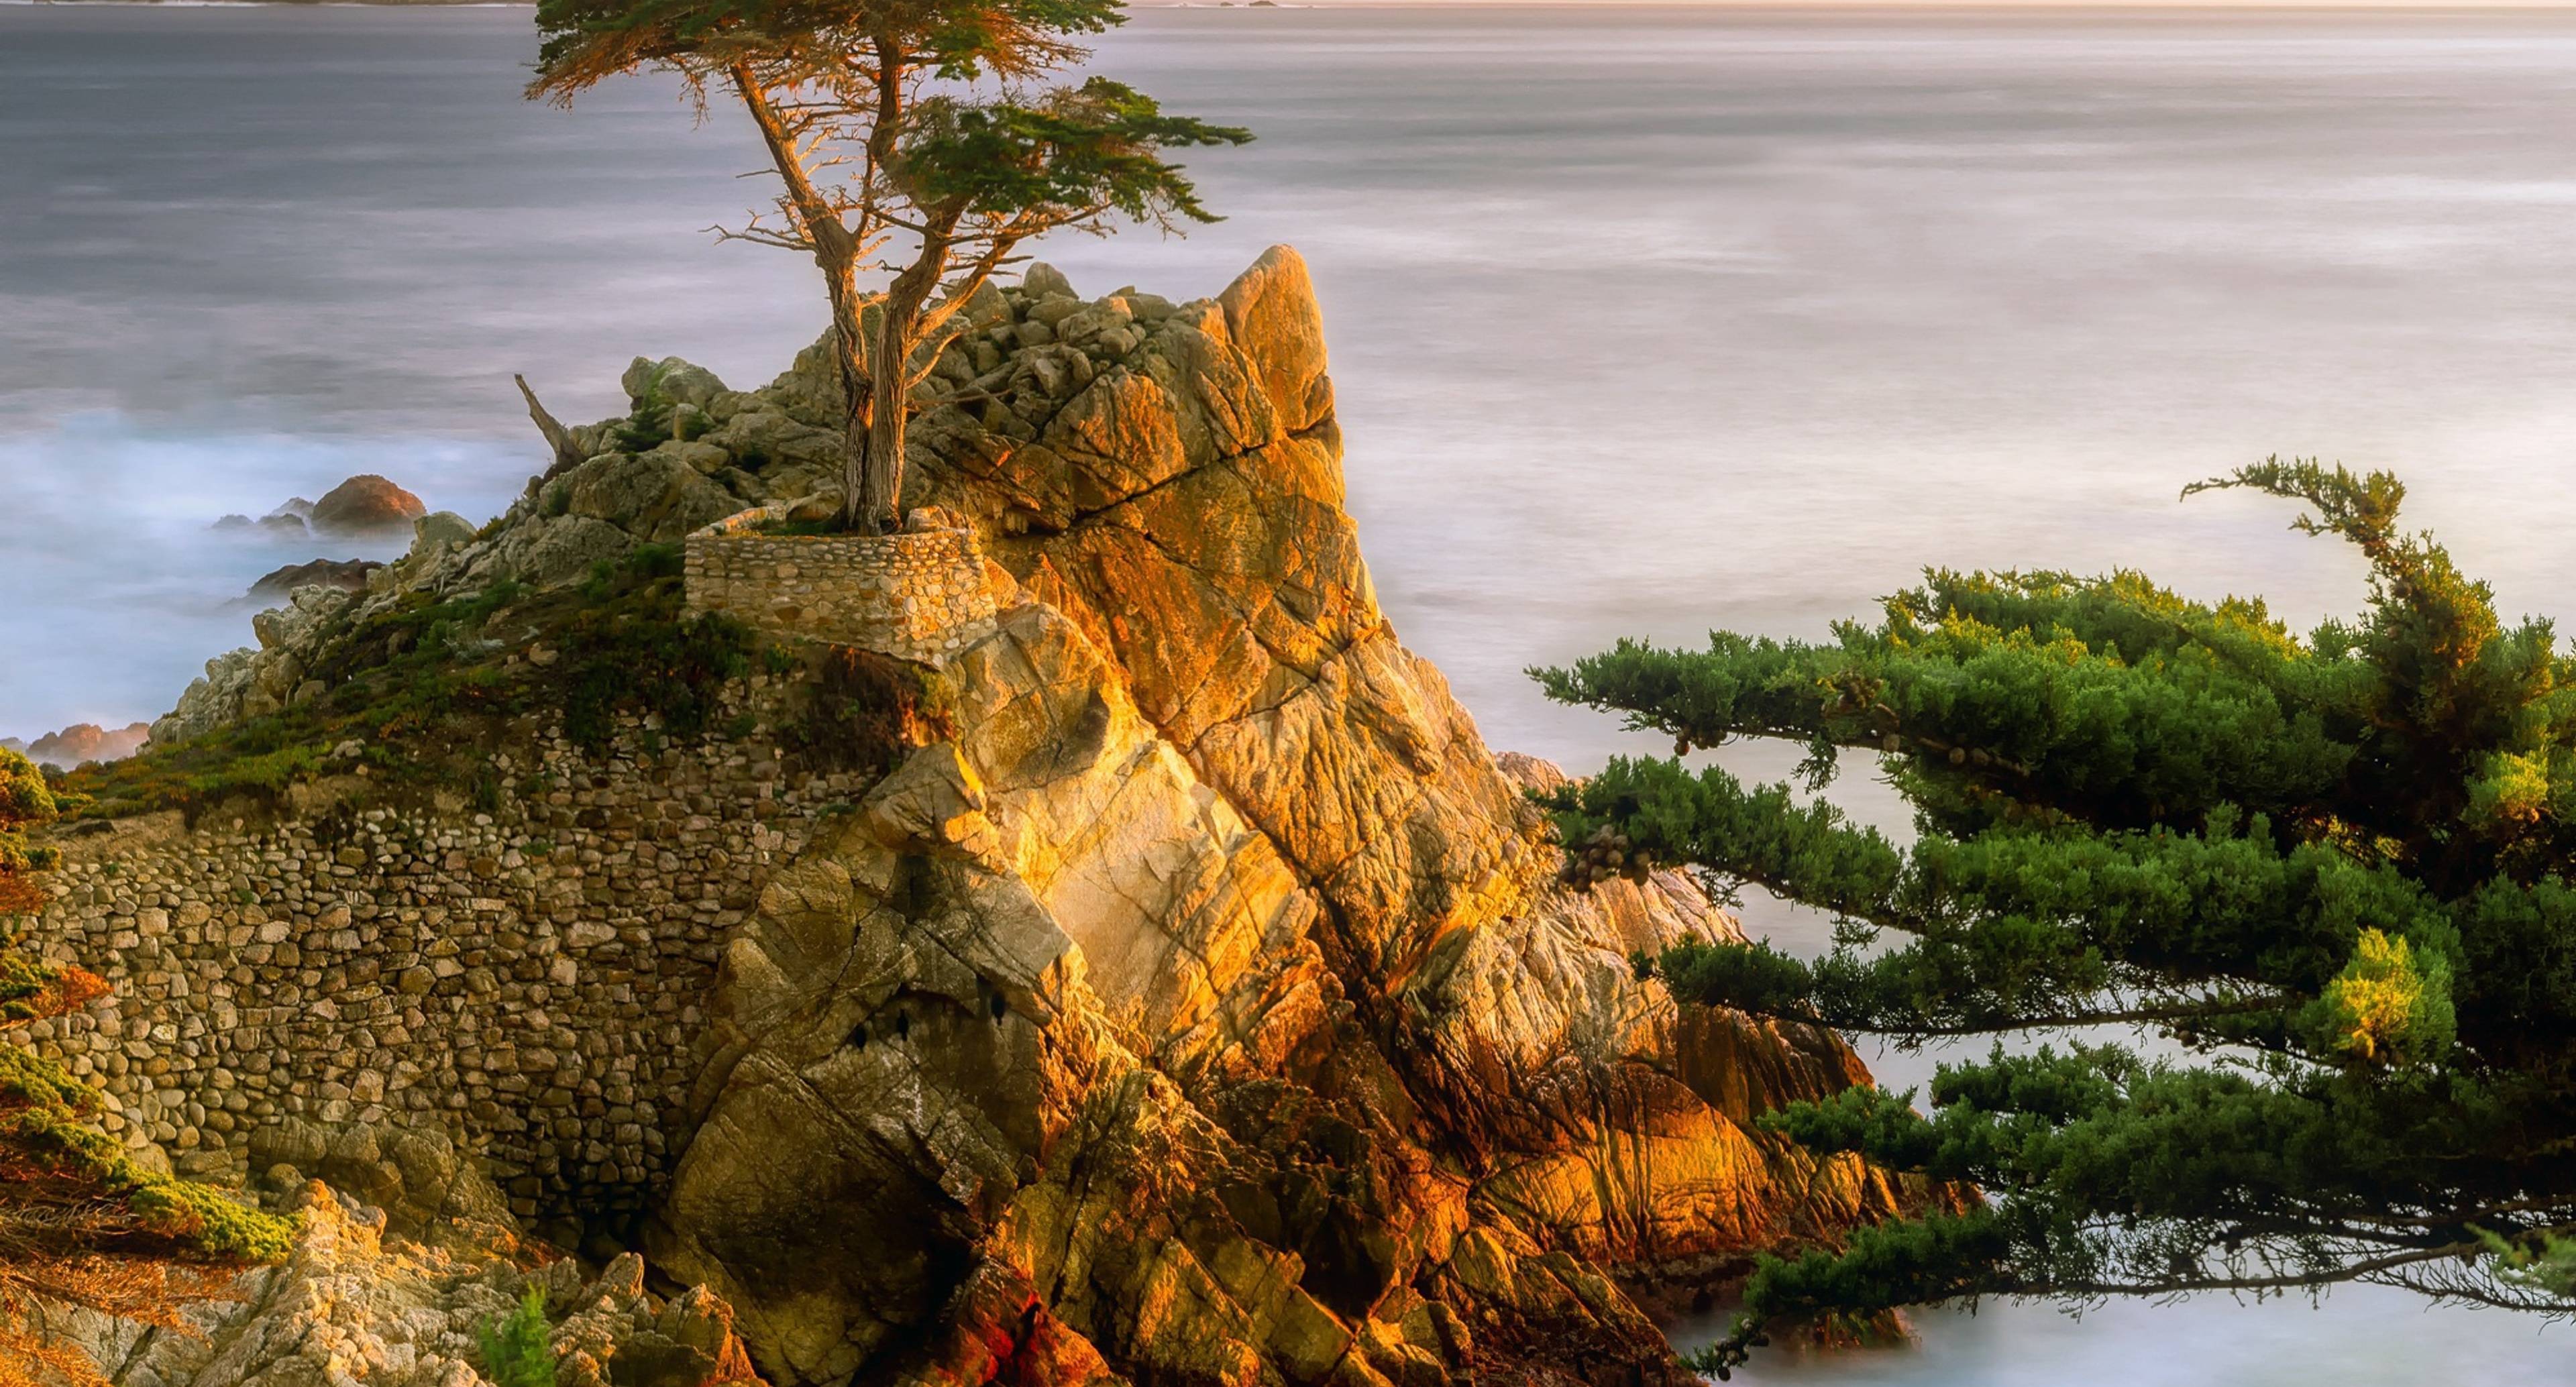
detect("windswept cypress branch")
(1538, 462), (2576, 1366)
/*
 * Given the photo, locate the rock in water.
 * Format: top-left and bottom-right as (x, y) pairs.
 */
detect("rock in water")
(247, 556), (381, 602)
(309, 474), (427, 537)
(12, 721), (149, 770)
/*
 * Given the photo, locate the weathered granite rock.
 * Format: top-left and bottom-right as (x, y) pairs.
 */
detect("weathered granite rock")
(52, 1185), (758, 1387)
(627, 356), (730, 413)
(559, 452), (743, 545)
(249, 557), (382, 602)
(87, 245), (1930, 1387)
(413, 510), (478, 557)
(312, 475), (429, 538)
(649, 247), (1923, 1387)
(247, 1117), (518, 1252)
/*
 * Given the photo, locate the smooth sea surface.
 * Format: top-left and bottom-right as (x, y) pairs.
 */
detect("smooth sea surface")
(7, 5), (2576, 1381)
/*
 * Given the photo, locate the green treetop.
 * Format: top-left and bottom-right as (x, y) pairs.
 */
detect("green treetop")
(1534, 459), (2576, 1373)
(529, 0), (1250, 533)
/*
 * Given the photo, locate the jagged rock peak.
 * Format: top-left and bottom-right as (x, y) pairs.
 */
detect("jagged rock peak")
(76, 247), (1931, 1387)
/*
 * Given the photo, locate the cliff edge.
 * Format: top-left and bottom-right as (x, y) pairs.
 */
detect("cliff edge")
(28, 247), (1921, 1387)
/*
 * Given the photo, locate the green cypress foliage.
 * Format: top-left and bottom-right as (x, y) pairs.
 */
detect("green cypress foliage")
(1534, 459), (2576, 1373)
(526, 0), (1252, 533)
(478, 1288), (558, 1387)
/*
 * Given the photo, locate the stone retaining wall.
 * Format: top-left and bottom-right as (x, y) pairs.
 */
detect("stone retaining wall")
(8, 680), (873, 1238)
(684, 508), (998, 664)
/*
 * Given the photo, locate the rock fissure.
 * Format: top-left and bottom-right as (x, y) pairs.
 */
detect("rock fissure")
(17, 246), (1939, 1387)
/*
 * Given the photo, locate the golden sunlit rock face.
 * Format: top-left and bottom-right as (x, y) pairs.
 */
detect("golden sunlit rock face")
(657, 247), (1922, 1387)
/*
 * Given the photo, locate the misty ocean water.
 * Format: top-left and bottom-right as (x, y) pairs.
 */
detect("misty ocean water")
(7, 5), (2576, 1380)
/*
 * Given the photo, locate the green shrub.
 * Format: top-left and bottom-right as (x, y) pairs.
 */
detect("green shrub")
(62, 536), (758, 820)
(784, 645), (955, 774)
(478, 1287), (557, 1387)
(612, 403), (674, 454)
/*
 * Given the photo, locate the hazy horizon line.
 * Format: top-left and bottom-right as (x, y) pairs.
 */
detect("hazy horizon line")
(12, 0), (2576, 9)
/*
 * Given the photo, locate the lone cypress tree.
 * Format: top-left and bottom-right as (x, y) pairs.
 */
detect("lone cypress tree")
(1536, 460), (2576, 1372)
(530, 0), (1250, 533)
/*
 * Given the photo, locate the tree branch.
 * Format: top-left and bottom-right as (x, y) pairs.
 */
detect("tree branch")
(513, 374), (585, 478)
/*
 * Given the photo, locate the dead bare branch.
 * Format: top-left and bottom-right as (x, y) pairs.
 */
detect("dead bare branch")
(513, 374), (586, 478)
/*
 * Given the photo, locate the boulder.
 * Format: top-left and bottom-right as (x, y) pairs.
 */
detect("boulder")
(309, 474), (427, 537)
(703, 408), (843, 470)
(625, 355), (730, 412)
(1022, 261), (1077, 300)
(411, 509), (478, 557)
(246, 1117), (517, 1251)
(645, 438), (737, 477)
(561, 451), (742, 544)
(246, 557), (380, 603)
(478, 512), (637, 589)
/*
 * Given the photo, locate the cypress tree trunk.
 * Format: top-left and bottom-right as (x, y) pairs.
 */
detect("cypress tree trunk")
(862, 262), (943, 535)
(859, 313), (908, 535)
(826, 265), (875, 535)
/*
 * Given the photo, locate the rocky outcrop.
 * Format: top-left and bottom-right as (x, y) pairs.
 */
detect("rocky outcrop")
(249, 557), (382, 602)
(54, 1184), (756, 1387)
(7, 721), (150, 770)
(639, 248), (1917, 1386)
(148, 583), (352, 747)
(93, 247), (1925, 1387)
(312, 475), (429, 538)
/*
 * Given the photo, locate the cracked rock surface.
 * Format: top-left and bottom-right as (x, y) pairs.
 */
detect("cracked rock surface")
(646, 247), (1926, 1387)
(113, 245), (1929, 1387)
(51, 1183), (755, 1387)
